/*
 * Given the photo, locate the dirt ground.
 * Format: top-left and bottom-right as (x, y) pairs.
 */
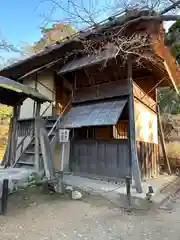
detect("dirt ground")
(0, 186), (180, 240)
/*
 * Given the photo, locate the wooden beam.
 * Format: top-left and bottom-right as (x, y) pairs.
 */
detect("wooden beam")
(127, 58), (143, 193)
(34, 102), (41, 172)
(18, 58), (62, 81)
(157, 106), (172, 175)
(33, 73), (38, 117)
(55, 74), (63, 115)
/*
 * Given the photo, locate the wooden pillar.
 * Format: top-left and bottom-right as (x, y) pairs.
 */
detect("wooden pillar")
(39, 118), (54, 180)
(33, 73), (38, 116)
(4, 118), (13, 167)
(8, 105), (20, 166)
(55, 74), (63, 115)
(34, 102), (41, 172)
(127, 58), (143, 193)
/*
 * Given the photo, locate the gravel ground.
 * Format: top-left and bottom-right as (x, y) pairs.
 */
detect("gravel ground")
(0, 187), (180, 240)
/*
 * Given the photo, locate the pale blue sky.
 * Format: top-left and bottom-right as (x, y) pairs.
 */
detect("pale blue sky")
(1, 0), (43, 46)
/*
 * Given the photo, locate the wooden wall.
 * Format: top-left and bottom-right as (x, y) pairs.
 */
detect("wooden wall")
(137, 141), (158, 179)
(72, 80), (129, 103)
(134, 97), (159, 178)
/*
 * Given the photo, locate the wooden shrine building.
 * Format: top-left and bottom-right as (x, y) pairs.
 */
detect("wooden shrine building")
(1, 10), (180, 192)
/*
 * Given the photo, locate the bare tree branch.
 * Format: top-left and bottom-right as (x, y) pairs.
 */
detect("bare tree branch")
(0, 39), (20, 53)
(160, 0), (180, 14)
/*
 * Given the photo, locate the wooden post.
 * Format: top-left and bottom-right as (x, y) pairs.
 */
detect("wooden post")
(9, 105), (20, 166)
(127, 58), (143, 193)
(3, 117), (13, 167)
(39, 119), (54, 180)
(0, 179), (9, 215)
(125, 176), (132, 211)
(34, 102), (41, 172)
(55, 73), (63, 115)
(157, 105), (171, 175)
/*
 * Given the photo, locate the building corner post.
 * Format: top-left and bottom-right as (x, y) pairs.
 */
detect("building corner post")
(127, 57), (143, 193)
(34, 101), (41, 172)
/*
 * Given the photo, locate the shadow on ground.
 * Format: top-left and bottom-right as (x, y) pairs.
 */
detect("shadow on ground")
(3, 186), (155, 218)
(4, 186), (71, 216)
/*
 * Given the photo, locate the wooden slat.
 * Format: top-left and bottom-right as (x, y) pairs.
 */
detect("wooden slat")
(73, 81), (129, 103)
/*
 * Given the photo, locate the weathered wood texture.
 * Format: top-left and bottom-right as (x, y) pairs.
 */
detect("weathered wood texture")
(70, 131), (158, 180)
(72, 80), (129, 103)
(137, 141), (159, 179)
(69, 139), (129, 180)
(17, 119), (34, 137)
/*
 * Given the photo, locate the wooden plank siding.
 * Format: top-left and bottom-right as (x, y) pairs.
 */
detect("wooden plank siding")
(137, 141), (158, 179)
(69, 139), (130, 180)
(72, 80), (129, 104)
